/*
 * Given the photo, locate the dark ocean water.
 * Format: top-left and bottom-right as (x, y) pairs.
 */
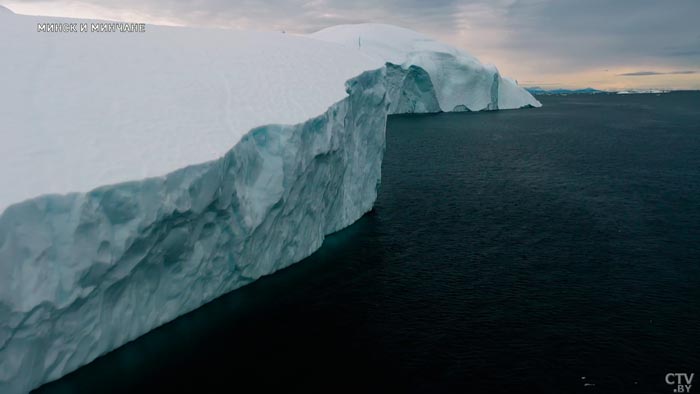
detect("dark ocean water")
(38, 92), (700, 394)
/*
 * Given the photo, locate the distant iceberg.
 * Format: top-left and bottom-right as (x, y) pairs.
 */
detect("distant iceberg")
(525, 87), (605, 95)
(0, 6), (539, 393)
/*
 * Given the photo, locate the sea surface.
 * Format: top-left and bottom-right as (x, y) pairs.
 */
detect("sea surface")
(37, 92), (700, 394)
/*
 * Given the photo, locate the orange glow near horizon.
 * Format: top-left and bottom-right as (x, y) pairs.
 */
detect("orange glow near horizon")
(488, 64), (700, 91)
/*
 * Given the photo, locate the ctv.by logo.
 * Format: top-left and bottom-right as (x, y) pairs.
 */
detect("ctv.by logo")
(666, 373), (694, 393)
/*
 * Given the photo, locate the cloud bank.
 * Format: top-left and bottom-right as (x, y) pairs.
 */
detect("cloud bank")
(618, 71), (697, 76)
(4, 0), (700, 88)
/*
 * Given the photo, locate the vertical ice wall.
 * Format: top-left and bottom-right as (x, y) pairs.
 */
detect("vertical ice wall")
(0, 70), (388, 394)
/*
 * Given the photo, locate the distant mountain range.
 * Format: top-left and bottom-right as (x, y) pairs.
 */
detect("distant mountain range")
(525, 87), (605, 95)
(616, 89), (670, 94)
(525, 87), (678, 95)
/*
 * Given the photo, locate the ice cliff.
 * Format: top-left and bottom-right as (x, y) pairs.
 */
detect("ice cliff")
(0, 7), (539, 393)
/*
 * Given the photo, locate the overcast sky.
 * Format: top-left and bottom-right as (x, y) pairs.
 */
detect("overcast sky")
(5, 0), (700, 89)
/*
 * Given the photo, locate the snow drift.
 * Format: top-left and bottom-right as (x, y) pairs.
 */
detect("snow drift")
(0, 7), (539, 393)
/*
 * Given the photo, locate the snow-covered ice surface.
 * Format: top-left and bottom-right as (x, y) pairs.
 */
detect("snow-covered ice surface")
(0, 7), (539, 393)
(0, 11), (384, 213)
(311, 24), (541, 113)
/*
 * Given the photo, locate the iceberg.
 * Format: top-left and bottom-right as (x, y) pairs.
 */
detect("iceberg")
(311, 24), (541, 112)
(0, 7), (540, 393)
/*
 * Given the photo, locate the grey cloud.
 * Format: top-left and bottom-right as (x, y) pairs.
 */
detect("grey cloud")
(619, 71), (663, 76)
(9, 0), (700, 85)
(38, 0), (474, 34)
(618, 70), (697, 76)
(494, 0), (700, 72)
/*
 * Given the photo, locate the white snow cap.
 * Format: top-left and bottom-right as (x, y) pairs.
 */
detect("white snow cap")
(0, 12), (382, 213)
